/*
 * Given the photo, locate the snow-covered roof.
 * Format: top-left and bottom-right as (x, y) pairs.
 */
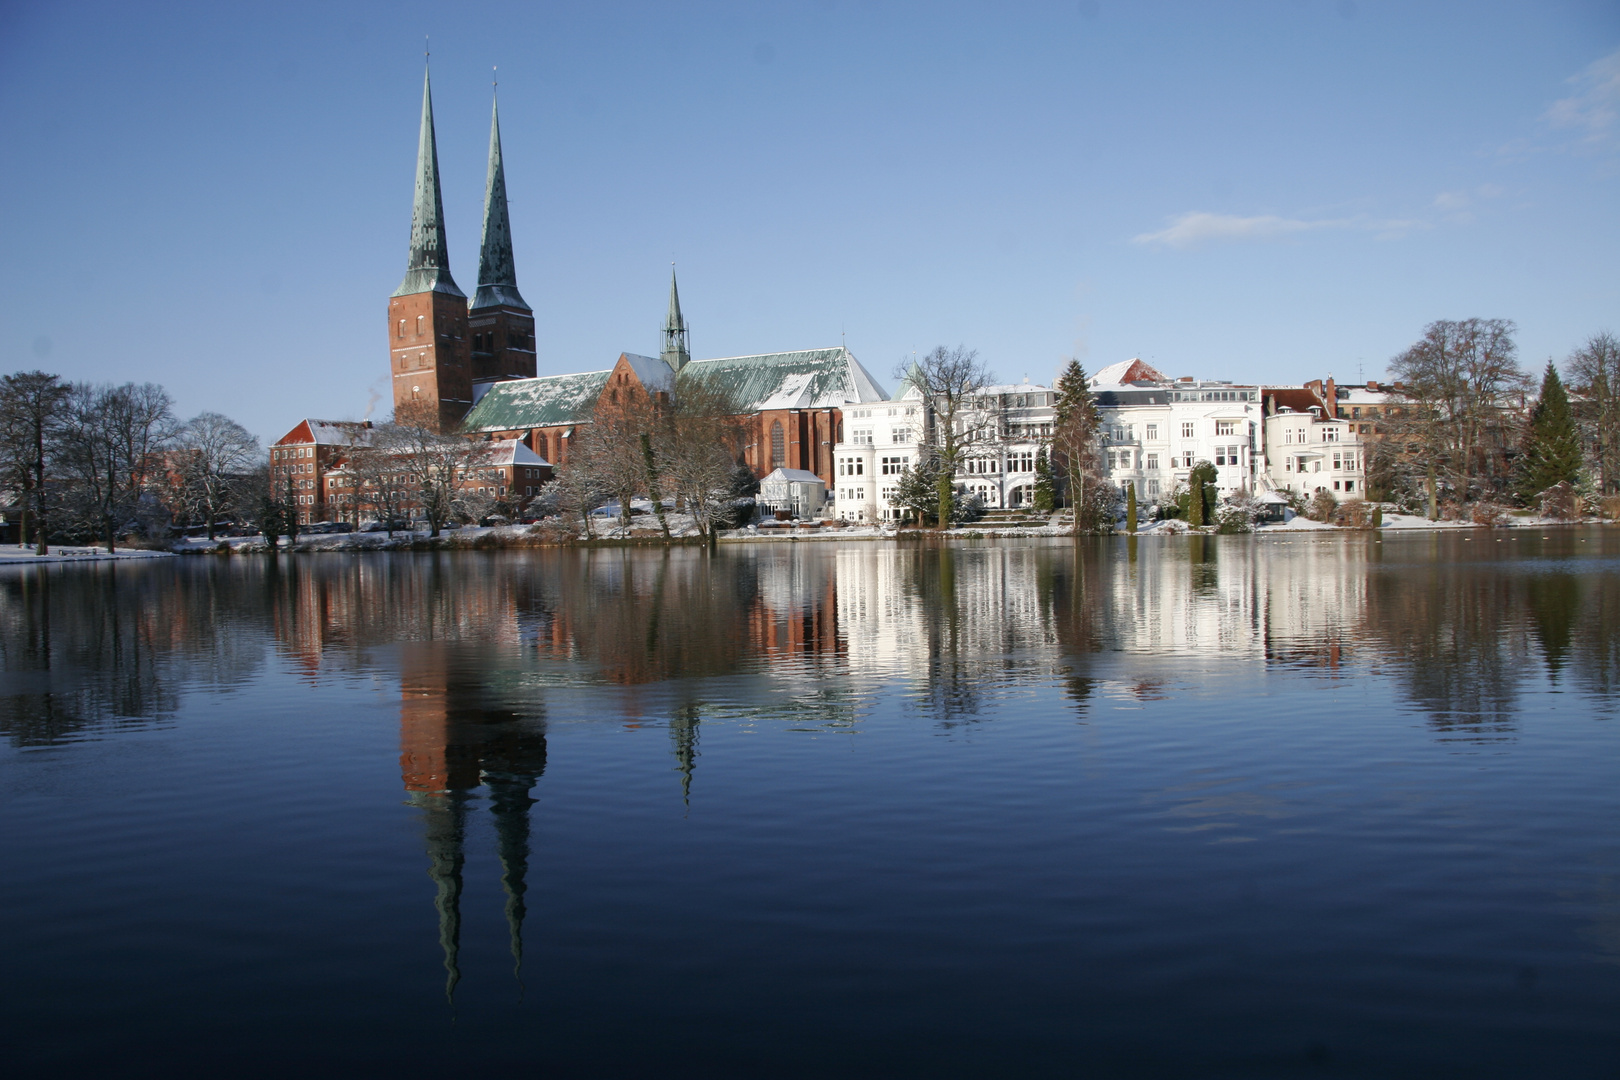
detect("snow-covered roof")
(1091, 358), (1168, 386)
(685, 346), (889, 410)
(482, 439), (551, 467)
(619, 352), (675, 395)
(274, 419), (375, 447)
(462, 369), (612, 432)
(979, 383), (1053, 395)
(761, 468), (825, 484)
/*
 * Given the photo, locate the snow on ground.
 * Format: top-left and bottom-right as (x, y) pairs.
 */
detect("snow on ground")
(1377, 512), (1478, 530)
(0, 544), (175, 564)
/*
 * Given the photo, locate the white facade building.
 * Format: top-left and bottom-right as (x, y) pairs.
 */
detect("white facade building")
(829, 379), (1057, 522)
(1090, 359), (1260, 504)
(1261, 404), (1367, 500)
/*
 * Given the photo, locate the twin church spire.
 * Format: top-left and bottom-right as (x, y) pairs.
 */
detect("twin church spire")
(394, 63), (527, 313)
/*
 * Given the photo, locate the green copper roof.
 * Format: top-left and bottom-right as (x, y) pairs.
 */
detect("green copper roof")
(461, 347), (890, 433)
(394, 65), (464, 299)
(472, 92), (527, 311)
(683, 347), (889, 410)
(461, 369), (611, 432)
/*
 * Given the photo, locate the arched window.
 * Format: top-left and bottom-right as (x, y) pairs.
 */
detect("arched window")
(416, 315), (425, 336)
(397, 319), (405, 339)
(770, 421), (785, 467)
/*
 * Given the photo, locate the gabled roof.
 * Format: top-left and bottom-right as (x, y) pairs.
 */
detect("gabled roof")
(461, 369), (612, 432)
(684, 347), (888, 410)
(1091, 358), (1168, 386)
(761, 468), (825, 484)
(1264, 388), (1327, 415)
(619, 352), (676, 395)
(274, 419), (375, 447)
(482, 438), (551, 467)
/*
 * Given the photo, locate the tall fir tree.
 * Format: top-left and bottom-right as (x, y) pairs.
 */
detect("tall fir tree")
(1032, 446), (1055, 512)
(1516, 361), (1583, 503)
(1051, 359), (1105, 531)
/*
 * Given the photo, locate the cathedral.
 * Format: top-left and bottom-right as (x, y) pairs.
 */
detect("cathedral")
(386, 64), (890, 489)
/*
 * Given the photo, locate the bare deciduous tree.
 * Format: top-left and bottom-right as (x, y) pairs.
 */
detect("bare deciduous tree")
(346, 434), (413, 536)
(663, 371), (752, 541)
(1389, 318), (1527, 516)
(895, 345), (993, 528)
(54, 382), (174, 551)
(0, 371), (70, 553)
(1567, 330), (1620, 495)
(391, 401), (492, 536)
(175, 412), (261, 540)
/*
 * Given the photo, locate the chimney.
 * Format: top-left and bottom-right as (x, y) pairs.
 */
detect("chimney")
(1324, 376), (1338, 418)
(1366, 381), (1378, 392)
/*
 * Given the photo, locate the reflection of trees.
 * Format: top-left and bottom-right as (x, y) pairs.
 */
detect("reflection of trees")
(1362, 544), (1524, 740)
(0, 561), (267, 746)
(1043, 540), (1114, 714)
(1570, 561), (1619, 702)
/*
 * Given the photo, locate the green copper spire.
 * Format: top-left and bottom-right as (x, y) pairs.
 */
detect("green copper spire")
(660, 266), (690, 372)
(472, 90), (528, 311)
(394, 64), (464, 299)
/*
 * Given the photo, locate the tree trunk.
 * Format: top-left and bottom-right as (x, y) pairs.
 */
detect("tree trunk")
(641, 434), (670, 540)
(936, 473), (953, 529)
(1427, 459), (1438, 520)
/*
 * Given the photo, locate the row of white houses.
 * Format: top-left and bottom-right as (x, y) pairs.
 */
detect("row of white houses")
(825, 358), (1387, 522)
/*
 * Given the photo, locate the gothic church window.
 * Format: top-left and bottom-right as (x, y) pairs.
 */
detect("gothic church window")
(770, 421), (785, 467)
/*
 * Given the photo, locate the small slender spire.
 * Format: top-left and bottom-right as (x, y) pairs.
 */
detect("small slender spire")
(394, 62), (464, 299)
(472, 83), (528, 311)
(661, 265), (690, 372)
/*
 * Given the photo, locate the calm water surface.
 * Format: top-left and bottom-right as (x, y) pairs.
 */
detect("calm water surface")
(2, 531), (1618, 1077)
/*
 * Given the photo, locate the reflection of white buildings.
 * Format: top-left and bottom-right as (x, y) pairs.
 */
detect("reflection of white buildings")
(829, 536), (1376, 676)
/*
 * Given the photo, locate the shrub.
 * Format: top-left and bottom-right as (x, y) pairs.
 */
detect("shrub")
(1214, 505), (1254, 533)
(1308, 489), (1338, 522)
(1538, 481), (1578, 521)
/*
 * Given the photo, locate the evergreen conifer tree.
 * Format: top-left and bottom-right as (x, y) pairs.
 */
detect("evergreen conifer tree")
(1052, 360), (1105, 531)
(1126, 481), (1138, 533)
(1032, 447), (1055, 512)
(1516, 362), (1583, 503)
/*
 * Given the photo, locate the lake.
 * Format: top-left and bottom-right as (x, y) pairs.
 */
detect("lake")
(2, 530), (1618, 1077)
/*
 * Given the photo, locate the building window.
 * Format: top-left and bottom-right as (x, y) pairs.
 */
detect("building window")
(853, 428), (874, 445)
(1147, 479), (1161, 497)
(416, 315), (425, 336)
(1145, 424), (1159, 441)
(1145, 453), (1159, 471)
(1324, 427), (1341, 443)
(397, 319), (405, 339)
(770, 421), (785, 467)
(893, 427), (911, 443)
(881, 456), (906, 475)
(1216, 421), (1235, 436)
(1181, 422), (1195, 439)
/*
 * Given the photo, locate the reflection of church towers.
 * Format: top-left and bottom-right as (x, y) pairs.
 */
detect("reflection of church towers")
(400, 645), (547, 999)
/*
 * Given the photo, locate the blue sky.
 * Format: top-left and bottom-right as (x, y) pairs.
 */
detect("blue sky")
(1, 1), (1616, 444)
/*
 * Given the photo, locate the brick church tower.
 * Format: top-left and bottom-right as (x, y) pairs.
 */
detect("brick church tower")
(468, 91), (536, 389)
(389, 65), (471, 432)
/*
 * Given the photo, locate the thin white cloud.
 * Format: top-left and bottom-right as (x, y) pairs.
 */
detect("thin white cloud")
(1132, 211), (1422, 249)
(1545, 49), (1620, 143)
